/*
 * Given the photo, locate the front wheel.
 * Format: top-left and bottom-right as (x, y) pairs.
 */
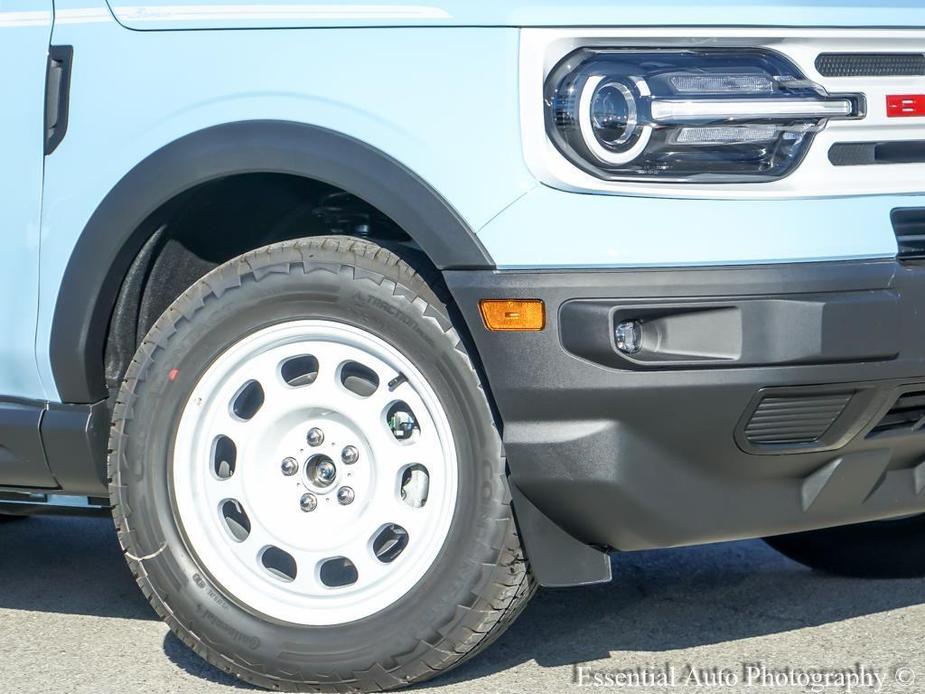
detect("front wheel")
(765, 514), (925, 578)
(110, 237), (533, 691)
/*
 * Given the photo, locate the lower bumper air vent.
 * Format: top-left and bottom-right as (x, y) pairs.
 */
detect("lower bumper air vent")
(868, 390), (925, 437)
(891, 208), (925, 261)
(744, 392), (853, 446)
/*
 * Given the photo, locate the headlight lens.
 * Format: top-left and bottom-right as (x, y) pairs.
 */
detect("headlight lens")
(546, 48), (863, 183)
(591, 81), (637, 147)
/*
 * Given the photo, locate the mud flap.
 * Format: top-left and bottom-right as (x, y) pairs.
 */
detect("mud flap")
(509, 480), (612, 587)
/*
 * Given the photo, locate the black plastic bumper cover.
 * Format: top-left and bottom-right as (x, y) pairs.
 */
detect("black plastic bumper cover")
(446, 259), (925, 553)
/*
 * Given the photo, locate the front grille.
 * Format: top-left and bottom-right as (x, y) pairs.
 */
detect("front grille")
(891, 208), (925, 261)
(829, 141), (925, 167)
(869, 390), (925, 437)
(815, 52), (925, 77)
(744, 393), (853, 446)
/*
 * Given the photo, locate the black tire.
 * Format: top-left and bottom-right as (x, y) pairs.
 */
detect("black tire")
(765, 515), (925, 578)
(109, 237), (534, 691)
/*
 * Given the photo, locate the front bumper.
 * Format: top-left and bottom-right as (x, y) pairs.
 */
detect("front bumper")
(446, 258), (925, 551)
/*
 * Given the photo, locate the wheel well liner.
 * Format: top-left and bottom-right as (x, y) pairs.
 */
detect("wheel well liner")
(49, 120), (494, 403)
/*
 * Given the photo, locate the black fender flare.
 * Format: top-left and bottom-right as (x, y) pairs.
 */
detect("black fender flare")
(50, 120), (494, 403)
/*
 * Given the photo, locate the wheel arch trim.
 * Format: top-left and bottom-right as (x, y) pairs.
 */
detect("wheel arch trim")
(49, 120), (494, 403)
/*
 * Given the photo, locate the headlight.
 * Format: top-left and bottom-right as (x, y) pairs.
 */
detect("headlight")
(545, 48), (864, 183)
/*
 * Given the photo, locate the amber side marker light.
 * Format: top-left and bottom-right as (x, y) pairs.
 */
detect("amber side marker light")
(479, 300), (546, 331)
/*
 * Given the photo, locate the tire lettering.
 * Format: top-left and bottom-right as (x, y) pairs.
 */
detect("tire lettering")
(355, 292), (435, 346)
(194, 602), (261, 650)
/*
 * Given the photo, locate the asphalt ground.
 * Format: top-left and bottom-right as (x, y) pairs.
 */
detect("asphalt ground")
(1, 515), (923, 694)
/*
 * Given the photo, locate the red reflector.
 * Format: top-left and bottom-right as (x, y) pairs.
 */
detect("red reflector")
(887, 94), (925, 118)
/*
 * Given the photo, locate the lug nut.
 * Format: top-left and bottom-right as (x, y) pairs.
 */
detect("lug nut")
(300, 493), (318, 512)
(281, 457), (299, 476)
(337, 487), (355, 505)
(306, 427), (324, 447)
(341, 445), (359, 465)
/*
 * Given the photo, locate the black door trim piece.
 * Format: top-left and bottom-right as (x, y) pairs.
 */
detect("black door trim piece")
(0, 399), (57, 488)
(41, 400), (110, 496)
(0, 398), (108, 495)
(44, 45), (73, 155)
(50, 120), (494, 403)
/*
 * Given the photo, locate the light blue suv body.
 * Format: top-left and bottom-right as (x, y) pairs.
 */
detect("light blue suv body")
(2, 0), (922, 405)
(5, 3), (925, 689)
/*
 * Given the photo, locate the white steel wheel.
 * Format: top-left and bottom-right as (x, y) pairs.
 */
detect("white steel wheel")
(111, 237), (533, 692)
(172, 319), (458, 625)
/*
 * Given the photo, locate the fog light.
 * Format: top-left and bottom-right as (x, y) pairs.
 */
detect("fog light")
(615, 320), (643, 355)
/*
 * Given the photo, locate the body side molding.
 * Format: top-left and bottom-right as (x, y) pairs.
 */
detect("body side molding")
(0, 398), (108, 495)
(50, 120), (493, 403)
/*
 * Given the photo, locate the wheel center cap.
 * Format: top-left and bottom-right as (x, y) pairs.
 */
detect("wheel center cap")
(306, 454), (337, 488)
